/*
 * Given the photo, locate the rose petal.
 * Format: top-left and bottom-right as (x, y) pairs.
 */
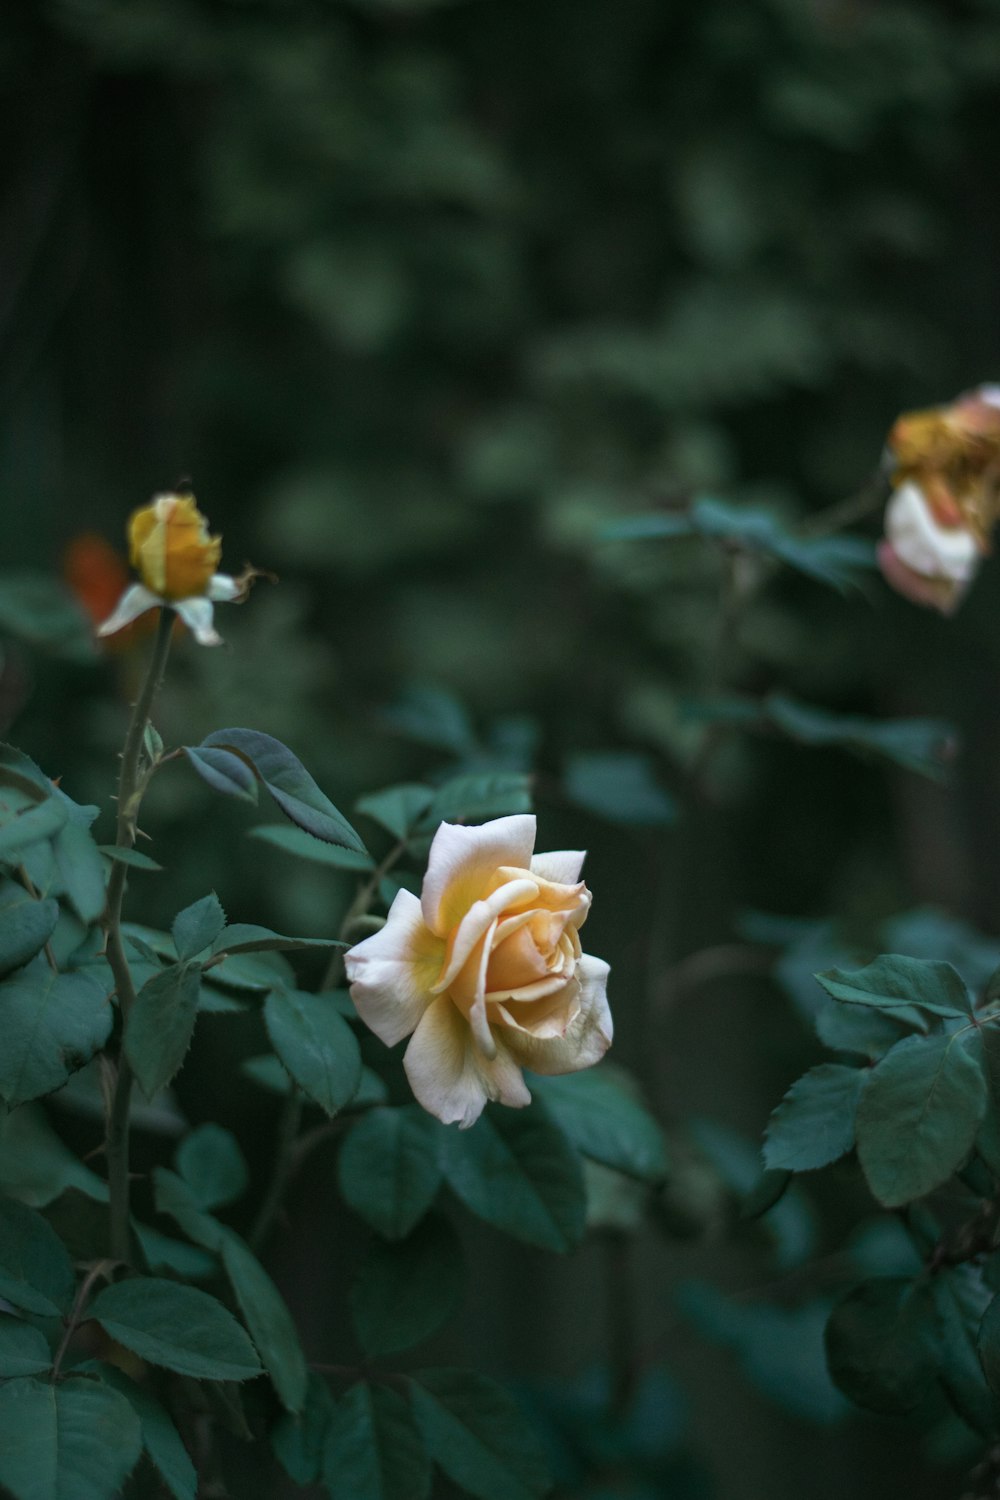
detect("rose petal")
(96, 583), (162, 638)
(345, 889), (444, 1046)
(495, 975), (582, 1036)
(884, 481), (978, 583)
(420, 815), (536, 937)
(504, 953), (612, 1075)
(431, 877), (539, 995)
(208, 573), (241, 601)
(403, 994), (530, 1128)
(173, 596), (223, 646)
(531, 850), (585, 884)
(877, 541), (968, 615)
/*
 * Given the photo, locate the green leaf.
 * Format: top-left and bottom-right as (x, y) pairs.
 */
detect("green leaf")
(563, 752), (677, 826)
(439, 1100), (586, 1252)
(248, 824), (374, 871)
(0, 1376), (142, 1500)
(124, 961), (202, 1100)
(529, 1065), (668, 1182)
(52, 819), (106, 925)
(350, 1216), (462, 1358)
(676, 1281), (848, 1425)
(201, 945), (295, 993)
(241, 1054), (294, 1095)
(0, 573), (94, 659)
(221, 1234), (308, 1414)
(0, 1318), (52, 1377)
(151, 1167), (225, 1253)
(0, 796), (67, 862)
(264, 987), (361, 1116)
(199, 728), (366, 851)
(763, 1063), (866, 1172)
(0, 1104), (107, 1207)
(176, 1124), (248, 1210)
(324, 1382), (431, 1500)
(825, 1278), (938, 1414)
(88, 1277), (262, 1381)
(97, 845), (163, 871)
(764, 694), (955, 782)
(813, 1000), (912, 1059)
(272, 1374), (334, 1484)
(971, 1024), (1000, 1175)
(0, 886), (59, 978)
(976, 1294), (1000, 1405)
(932, 1267), (1000, 1437)
(410, 1368), (551, 1500)
(604, 498), (875, 591)
(855, 1033), (987, 1207)
(0, 966), (112, 1107)
(816, 955), (973, 1019)
(172, 893), (227, 960)
(182, 745), (259, 803)
(419, 774), (533, 830)
(135, 1225), (217, 1281)
(211, 923), (343, 959)
(91, 1363), (197, 1500)
(356, 785), (434, 841)
(380, 684), (477, 756)
(338, 1107), (444, 1239)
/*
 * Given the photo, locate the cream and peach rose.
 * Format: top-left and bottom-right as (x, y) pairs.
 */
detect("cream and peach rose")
(344, 814), (612, 1128)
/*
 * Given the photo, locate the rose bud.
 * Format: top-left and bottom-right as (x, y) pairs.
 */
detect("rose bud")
(96, 491), (262, 646)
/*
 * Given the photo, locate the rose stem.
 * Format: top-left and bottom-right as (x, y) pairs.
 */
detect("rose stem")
(104, 606), (174, 1265)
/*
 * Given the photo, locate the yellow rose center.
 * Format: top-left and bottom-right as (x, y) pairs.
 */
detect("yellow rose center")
(434, 865), (591, 1048)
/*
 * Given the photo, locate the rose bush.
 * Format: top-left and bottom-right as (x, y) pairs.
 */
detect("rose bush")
(345, 813), (612, 1127)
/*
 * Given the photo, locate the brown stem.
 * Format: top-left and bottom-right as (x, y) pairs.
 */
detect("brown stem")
(797, 470), (889, 538)
(103, 607), (174, 1265)
(50, 1259), (114, 1381)
(247, 1087), (304, 1253)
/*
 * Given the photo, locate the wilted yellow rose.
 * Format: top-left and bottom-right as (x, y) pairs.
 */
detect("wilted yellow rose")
(344, 814), (612, 1128)
(97, 492), (255, 646)
(879, 386), (1000, 612)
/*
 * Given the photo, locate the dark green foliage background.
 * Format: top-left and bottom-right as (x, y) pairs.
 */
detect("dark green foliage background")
(3, 0), (1000, 1495)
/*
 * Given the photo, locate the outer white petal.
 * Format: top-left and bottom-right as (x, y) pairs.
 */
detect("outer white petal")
(431, 877), (539, 995)
(208, 573), (241, 601)
(96, 584), (161, 638)
(421, 815), (536, 937)
(404, 994), (531, 1128)
(531, 850), (586, 884)
(975, 385), (1000, 409)
(173, 596), (222, 646)
(884, 482), (977, 583)
(503, 953), (612, 1076)
(345, 889), (443, 1046)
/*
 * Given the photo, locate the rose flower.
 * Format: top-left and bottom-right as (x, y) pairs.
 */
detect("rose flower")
(97, 491), (259, 646)
(879, 386), (1000, 613)
(345, 813), (612, 1128)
